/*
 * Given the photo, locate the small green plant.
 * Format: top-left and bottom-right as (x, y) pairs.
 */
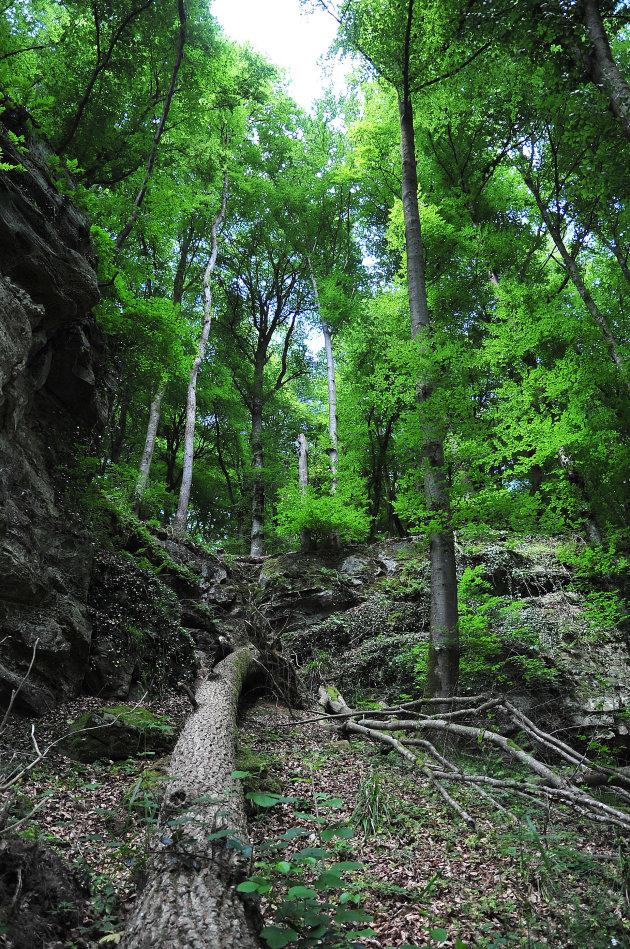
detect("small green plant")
(237, 778), (373, 948)
(352, 768), (394, 837)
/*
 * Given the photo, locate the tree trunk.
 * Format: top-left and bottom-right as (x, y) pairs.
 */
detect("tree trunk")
(173, 173), (229, 534)
(134, 221), (195, 514)
(122, 646), (261, 948)
(109, 396), (129, 464)
(581, 0), (630, 143)
(399, 91), (459, 698)
(307, 260), (339, 486)
(250, 367), (265, 558)
(133, 381), (166, 514)
(297, 432), (311, 552)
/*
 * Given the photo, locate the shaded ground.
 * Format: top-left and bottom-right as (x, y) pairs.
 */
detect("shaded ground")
(239, 700), (630, 949)
(1, 689), (630, 948)
(0, 692), (189, 946)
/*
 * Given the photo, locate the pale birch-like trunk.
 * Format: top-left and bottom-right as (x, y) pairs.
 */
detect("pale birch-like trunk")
(307, 260), (338, 486)
(297, 432), (311, 552)
(121, 646), (262, 949)
(133, 222), (195, 514)
(172, 173), (228, 534)
(133, 381), (165, 514)
(581, 0), (630, 143)
(399, 89), (459, 698)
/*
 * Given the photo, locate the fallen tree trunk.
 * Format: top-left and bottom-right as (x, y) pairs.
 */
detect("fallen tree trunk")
(122, 646), (262, 949)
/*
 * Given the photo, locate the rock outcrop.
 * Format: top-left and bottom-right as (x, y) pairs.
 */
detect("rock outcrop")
(0, 110), (110, 713)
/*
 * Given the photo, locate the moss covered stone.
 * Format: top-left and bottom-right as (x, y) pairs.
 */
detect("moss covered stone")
(63, 705), (176, 762)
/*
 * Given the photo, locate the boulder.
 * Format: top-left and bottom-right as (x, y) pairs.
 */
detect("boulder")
(63, 705), (176, 762)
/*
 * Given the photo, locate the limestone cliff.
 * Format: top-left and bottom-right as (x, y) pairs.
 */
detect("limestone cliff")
(0, 108), (110, 713)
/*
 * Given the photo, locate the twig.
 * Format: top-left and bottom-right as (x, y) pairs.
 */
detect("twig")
(0, 638), (40, 733)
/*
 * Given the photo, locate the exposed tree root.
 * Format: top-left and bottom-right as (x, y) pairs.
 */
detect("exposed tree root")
(317, 686), (630, 834)
(122, 646), (262, 949)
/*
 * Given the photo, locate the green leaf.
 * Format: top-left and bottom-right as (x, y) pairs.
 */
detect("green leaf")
(430, 928), (448, 943)
(297, 847), (327, 860)
(247, 792), (296, 808)
(287, 885), (318, 899)
(260, 926), (299, 948)
(320, 825), (354, 841)
(315, 871), (344, 889)
(334, 908), (371, 923)
(207, 828), (234, 840)
(236, 881), (260, 893)
(276, 861), (292, 874)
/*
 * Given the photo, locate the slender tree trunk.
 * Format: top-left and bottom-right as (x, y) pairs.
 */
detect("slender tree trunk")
(115, 0), (187, 253)
(524, 173), (630, 392)
(133, 381), (166, 514)
(297, 432), (311, 552)
(399, 91), (459, 698)
(134, 222), (195, 514)
(122, 646), (262, 949)
(308, 260), (338, 486)
(250, 363), (265, 558)
(173, 173), (229, 534)
(109, 396), (129, 464)
(581, 0), (630, 142)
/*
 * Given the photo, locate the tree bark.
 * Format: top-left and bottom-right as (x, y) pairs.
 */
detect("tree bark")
(581, 0), (630, 142)
(399, 89), (459, 698)
(133, 381), (166, 514)
(249, 363), (265, 558)
(173, 173), (229, 535)
(122, 646), (261, 948)
(307, 260), (338, 486)
(297, 432), (311, 552)
(134, 221), (195, 515)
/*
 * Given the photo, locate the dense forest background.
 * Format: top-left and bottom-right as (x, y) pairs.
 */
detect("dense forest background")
(4, 3), (630, 947)
(4, 0), (630, 560)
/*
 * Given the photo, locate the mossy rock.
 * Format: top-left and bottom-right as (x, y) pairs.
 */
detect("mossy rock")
(63, 705), (176, 762)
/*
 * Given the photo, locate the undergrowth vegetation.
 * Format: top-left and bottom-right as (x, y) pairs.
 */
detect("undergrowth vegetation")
(242, 702), (630, 949)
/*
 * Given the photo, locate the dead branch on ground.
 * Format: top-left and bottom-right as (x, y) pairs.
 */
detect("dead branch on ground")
(317, 686), (630, 833)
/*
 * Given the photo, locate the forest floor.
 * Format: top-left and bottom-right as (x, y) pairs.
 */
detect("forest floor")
(238, 699), (630, 949)
(1, 691), (630, 948)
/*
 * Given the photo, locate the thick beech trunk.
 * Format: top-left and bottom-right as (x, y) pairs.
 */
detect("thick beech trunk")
(173, 173), (229, 534)
(122, 646), (261, 949)
(399, 91), (459, 697)
(581, 0), (630, 142)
